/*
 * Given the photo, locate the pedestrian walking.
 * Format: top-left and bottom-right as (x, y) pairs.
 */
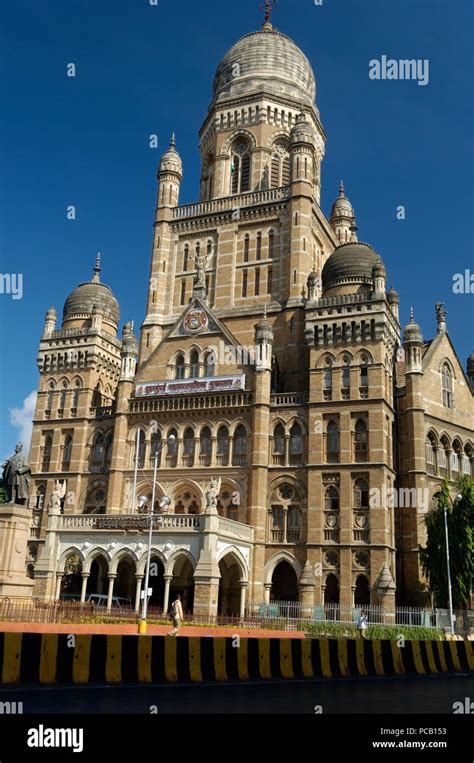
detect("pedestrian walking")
(356, 609), (368, 639)
(167, 593), (184, 637)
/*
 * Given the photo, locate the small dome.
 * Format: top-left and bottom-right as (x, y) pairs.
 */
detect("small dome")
(307, 270), (318, 285)
(121, 321), (138, 355)
(403, 308), (423, 344)
(212, 27), (316, 107)
(330, 181), (353, 221)
(289, 113), (316, 147)
(321, 241), (384, 294)
(158, 134), (182, 177)
(387, 286), (399, 303)
(45, 306), (57, 318)
(63, 256), (119, 328)
(372, 258), (386, 278)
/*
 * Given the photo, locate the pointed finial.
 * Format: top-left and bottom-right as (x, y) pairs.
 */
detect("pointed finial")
(170, 133), (176, 149)
(410, 306), (414, 322)
(339, 180), (345, 197)
(263, 303), (267, 319)
(260, 0), (277, 30)
(92, 253), (101, 282)
(349, 212), (358, 242)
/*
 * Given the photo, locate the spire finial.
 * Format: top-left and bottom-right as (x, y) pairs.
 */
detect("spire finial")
(92, 253), (101, 282)
(263, 303), (267, 319)
(339, 179), (345, 197)
(349, 211), (358, 243)
(170, 132), (176, 149)
(259, 0), (276, 30)
(410, 306), (414, 322)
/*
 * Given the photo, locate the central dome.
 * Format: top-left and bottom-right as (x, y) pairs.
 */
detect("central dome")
(212, 26), (316, 107)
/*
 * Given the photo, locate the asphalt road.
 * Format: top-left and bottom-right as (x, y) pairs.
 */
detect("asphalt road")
(0, 674), (472, 714)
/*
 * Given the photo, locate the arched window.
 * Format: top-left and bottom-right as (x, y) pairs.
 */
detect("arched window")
(41, 435), (52, 471)
(183, 428), (195, 465)
(327, 421), (340, 463)
(200, 426), (212, 466)
(204, 351), (215, 377)
(217, 426), (229, 465)
(256, 233), (262, 260)
(273, 424), (285, 457)
(150, 431), (162, 467)
(175, 354), (185, 379)
(442, 363), (454, 408)
(230, 138), (251, 194)
(289, 423), (303, 464)
(72, 380), (81, 411)
(243, 235), (249, 263)
(270, 138), (290, 187)
(323, 359), (333, 400)
(342, 356), (350, 398)
(268, 231), (274, 259)
(354, 479), (369, 508)
(104, 433), (113, 472)
(360, 357), (369, 393)
(325, 486), (340, 512)
(183, 244), (189, 272)
(46, 383), (55, 413)
(62, 435), (73, 471)
(91, 433), (105, 472)
(59, 381), (68, 411)
(166, 429), (178, 467)
(232, 425), (247, 465)
(425, 433), (436, 474)
(189, 350), (200, 378)
(354, 420), (368, 462)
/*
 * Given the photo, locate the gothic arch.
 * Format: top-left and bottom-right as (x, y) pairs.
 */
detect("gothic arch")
(136, 548), (167, 576)
(58, 546), (85, 570)
(264, 551), (303, 584)
(109, 548), (138, 575)
(165, 548), (197, 577)
(83, 548), (111, 574)
(217, 546), (249, 582)
(316, 351), (336, 369)
(221, 129), (258, 155)
(355, 349), (374, 364)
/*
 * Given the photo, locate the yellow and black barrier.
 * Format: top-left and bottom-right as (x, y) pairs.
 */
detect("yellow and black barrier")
(0, 634), (472, 684)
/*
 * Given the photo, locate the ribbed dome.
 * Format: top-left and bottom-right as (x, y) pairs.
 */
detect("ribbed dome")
(289, 113), (316, 146)
(121, 321), (138, 355)
(322, 242), (383, 294)
(158, 134), (182, 178)
(212, 27), (316, 106)
(63, 257), (119, 328)
(330, 181), (353, 221)
(403, 308), (423, 343)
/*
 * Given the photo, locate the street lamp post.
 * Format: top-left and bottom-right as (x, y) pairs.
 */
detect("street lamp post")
(138, 435), (173, 634)
(443, 503), (455, 637)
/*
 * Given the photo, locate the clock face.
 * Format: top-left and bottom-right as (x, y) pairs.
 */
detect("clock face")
(184, 308), (208, 334)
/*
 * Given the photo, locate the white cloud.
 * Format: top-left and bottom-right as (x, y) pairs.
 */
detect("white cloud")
(9, 390), (37, 456)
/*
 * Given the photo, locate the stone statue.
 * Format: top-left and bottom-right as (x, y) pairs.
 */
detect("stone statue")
(49, 480), (66, 513)
(194, 252), (208, 288)
(2, 443), (31, 504)
(435, 302), (446, 322)
(205, 477), (221, 513)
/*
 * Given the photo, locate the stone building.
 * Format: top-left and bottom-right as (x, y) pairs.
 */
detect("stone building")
(23, 16), (473, 615)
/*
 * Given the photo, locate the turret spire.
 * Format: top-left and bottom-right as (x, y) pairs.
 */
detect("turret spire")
(92, 253), (101, 283)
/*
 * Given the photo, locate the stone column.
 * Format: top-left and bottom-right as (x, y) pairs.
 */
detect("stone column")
(106, 573), (116, 611)
(80, 573), (89, 603)
(0, 504), (35, 598)
(134, 574), (144, 612)
(55, 573), (63, 601)
(162, 574), (173, 616)
(264, 583), (271, 604)
(298, 560), (315, 618)
(239, 582), (248, 619)
(193, 509), (221, 616)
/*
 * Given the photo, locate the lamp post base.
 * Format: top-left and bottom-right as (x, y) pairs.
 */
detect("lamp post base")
(139, 619), (147, 635)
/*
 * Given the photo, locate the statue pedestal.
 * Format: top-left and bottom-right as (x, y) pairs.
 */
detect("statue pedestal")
(0, 503), (34, 597)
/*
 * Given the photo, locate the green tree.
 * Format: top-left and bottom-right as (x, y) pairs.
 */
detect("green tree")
(420, 476), (473, 609)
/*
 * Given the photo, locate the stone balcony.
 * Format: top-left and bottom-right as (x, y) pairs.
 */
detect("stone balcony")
(172, 186), (290, 220)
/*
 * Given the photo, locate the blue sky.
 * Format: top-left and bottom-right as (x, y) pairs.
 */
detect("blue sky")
(1, 0), (473, 458)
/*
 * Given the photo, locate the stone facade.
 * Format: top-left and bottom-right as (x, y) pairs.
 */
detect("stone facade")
(15, 19), (472, 616)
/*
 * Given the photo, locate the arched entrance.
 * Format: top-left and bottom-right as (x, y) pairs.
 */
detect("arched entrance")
(59, 554), (82, 599)
(324, 574), (340, 604)
(86, 556), (108, 597)
(354, 575), (370, 606)
(218, 555), (241, 616)
(170, 556), (195, 613)
(271, 561), (298, 601)
(115, 558), (135, 603)
(149, 556), (165, 609)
